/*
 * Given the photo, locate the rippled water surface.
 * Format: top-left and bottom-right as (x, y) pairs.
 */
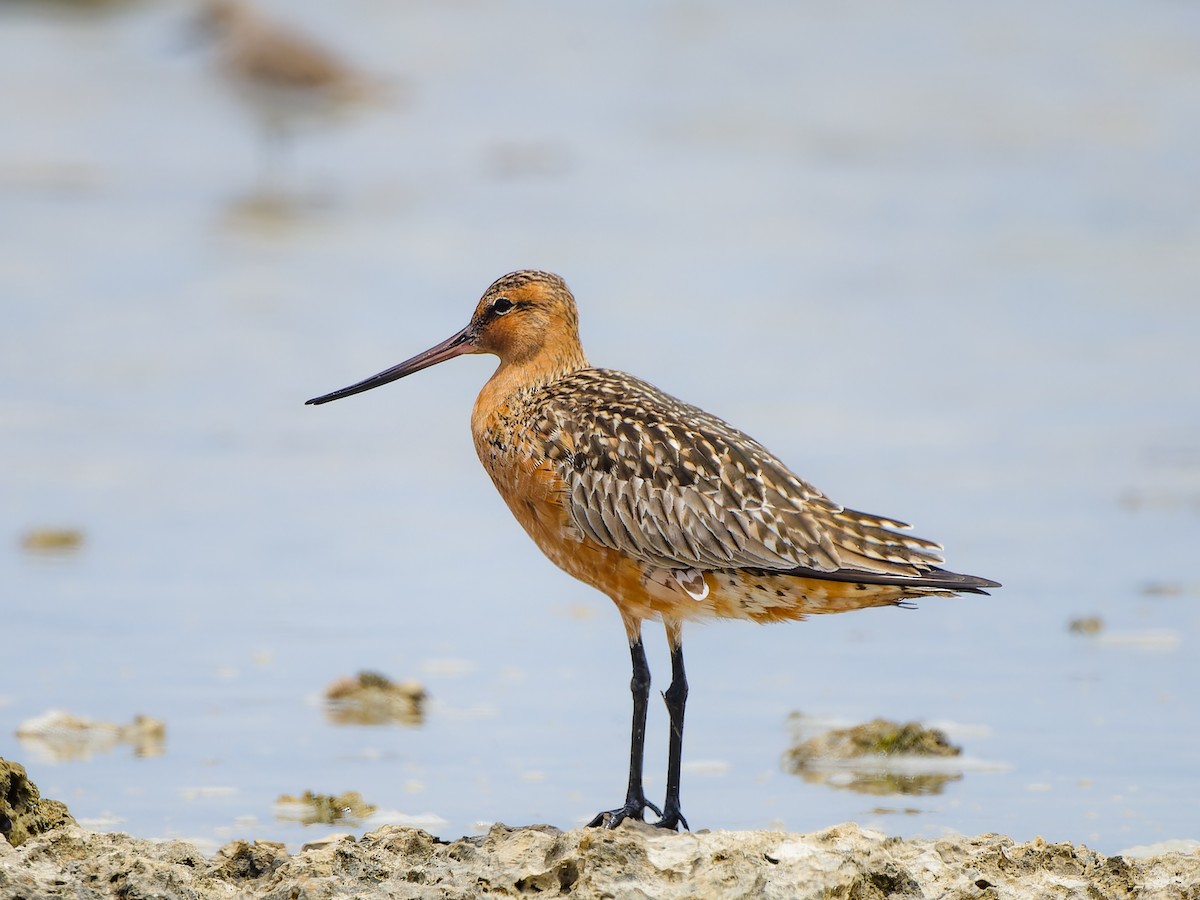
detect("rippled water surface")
(3, 0), (1199, 855)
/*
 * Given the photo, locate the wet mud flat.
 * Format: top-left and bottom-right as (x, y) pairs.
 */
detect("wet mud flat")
(2, 821), (1199, 899)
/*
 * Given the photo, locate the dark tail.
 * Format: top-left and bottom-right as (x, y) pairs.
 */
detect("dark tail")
(749, 565), (1000, 595)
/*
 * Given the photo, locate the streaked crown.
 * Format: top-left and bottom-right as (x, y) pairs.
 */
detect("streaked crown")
(468, 270), (586, 371)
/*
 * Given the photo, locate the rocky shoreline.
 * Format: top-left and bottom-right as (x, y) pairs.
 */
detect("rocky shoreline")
(2, 760), (1198, 899)
(3, 819), (1200, 899)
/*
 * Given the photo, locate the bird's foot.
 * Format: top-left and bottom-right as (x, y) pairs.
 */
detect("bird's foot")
(586, 796), (663, 829)
(651, 805), (689, 832)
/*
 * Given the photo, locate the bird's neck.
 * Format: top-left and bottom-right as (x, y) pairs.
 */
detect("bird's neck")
(471, 342), (588, 438)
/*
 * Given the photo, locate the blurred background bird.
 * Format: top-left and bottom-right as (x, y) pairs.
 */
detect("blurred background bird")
(191, 0), (394, 192)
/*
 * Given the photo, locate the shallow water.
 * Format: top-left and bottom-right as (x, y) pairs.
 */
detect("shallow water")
(3, 0), (1198, 856)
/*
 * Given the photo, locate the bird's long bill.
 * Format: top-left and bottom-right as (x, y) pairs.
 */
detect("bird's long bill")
(305, 325), (473, 406)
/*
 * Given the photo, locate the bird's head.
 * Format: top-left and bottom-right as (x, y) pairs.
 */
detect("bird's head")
(305, 270), (586, 406)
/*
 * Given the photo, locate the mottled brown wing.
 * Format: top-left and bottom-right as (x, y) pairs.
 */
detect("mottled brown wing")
(533, 369), (945, 577)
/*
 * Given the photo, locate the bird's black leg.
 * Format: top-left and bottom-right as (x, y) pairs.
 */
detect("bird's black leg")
(655, 636), (690, 831)
(587, 636), (663, 828)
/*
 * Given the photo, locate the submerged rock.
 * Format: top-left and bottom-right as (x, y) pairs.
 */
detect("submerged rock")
(274, 790), (377, 826)
(19, 528), (84, 554)
(15, 710), (166, 763)
(323, 671), (427, 726)
(1069, 616), (1105, 636)
(787, 717), (961, 762)
(784, 716), (964, 796)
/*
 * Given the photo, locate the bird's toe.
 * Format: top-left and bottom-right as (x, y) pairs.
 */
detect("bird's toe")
(651, 808), (689, 832)
(586, 797), (663, 829)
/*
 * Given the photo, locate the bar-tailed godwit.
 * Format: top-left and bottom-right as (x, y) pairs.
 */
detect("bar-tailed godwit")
(307, 270), (999, 831)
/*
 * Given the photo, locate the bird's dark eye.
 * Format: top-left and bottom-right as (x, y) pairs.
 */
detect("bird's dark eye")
(492, 297), (514, 315)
